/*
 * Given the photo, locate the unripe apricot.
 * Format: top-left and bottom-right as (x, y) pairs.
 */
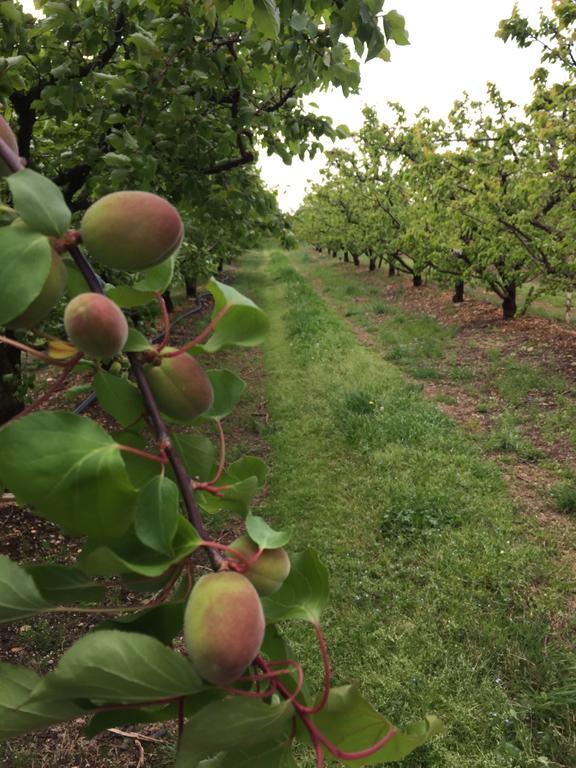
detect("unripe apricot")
(184, 571), (265, 686)
(231, 534), (291, 596)
(80, 191), (184, 271)
(143, 347), (213, 421)
(6, 251), (67, 330)
(64, 293), (129, 358)
(0, 117), (19, 177)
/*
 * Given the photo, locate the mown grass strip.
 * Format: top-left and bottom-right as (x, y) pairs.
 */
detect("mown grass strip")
(236, 248), (576, 768)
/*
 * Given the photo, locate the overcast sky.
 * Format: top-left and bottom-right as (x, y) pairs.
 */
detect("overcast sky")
(260, 0), (556, 211)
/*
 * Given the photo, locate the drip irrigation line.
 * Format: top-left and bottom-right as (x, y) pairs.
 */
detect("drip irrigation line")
(72, 292), (213, 416)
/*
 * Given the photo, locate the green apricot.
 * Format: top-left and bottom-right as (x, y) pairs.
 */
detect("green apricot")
(80, 191), (184, 271)
(231, 534), (291, 596)
(6, 251), (67, 330)
(64, 293), (129, 359)
(0, 116), (19, 177)
(143, 347), (213, 421)
(184, 571), (265, 686)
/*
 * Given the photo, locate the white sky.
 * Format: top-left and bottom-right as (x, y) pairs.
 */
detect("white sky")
(20, 0), (556, 211)
(260, 0), (557, 211)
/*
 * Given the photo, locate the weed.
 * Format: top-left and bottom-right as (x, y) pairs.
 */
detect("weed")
(550, 482), (576, 515)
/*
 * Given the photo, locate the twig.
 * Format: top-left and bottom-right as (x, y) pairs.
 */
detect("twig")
(107, 727), (167, 745)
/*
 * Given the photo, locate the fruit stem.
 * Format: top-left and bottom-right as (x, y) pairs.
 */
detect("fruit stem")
(198, 540), (252, 568)
(155, 291), (171, 352)
(0, 334), (75, 366)
(192, 420), (226, 489)
(118, 443), (169, 465)
(300, 624), (331, 715)
(163, 305), (231, 356)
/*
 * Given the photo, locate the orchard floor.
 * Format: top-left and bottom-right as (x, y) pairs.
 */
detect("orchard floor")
(1, 249), (576, 767)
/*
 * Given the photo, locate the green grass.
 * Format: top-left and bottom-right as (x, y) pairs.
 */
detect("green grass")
(236, 248), (576, 768)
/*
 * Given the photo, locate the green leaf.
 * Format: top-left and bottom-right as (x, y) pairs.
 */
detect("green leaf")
(79, 516), (200, 577)
(30, 631), (203, 705)
(123, 327), (152, 351)
(113, 429), (161, 488)
(202, 369), (246, 419)
(0, 227), (52, 325)
(200, 279), (269, 352)
(95, 370), (145, 427)
(197, 456), (265, 517)
(253, 0), (280, 38)
(107, 285), (156, 308)
(96, 601), (185, 645)
(0, 556), (49, 623)
(176, 698), (292, 768)
(228, 455), (266, 487)
(25, 564), (105, 605)
(310, 686), (443, 764)
(246, 513), (290, 549)
(134, 476), (180, 557)
(383, 10), (410, 46)
(262, 549), (328, 624)
(0, 664), (83, 740)
(200, 740), (297, 767)
(134, 256), (175, 292)
(171, 432), (217, 482)
(7, 169), (72, 237)
(0, 412), (137, 540)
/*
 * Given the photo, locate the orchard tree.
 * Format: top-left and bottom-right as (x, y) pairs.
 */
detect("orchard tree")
(0, 121), (442, 765)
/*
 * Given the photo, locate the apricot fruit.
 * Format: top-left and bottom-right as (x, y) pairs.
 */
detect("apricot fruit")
(142, 347), (213, 421)
(231, 534), (291, 596)
(64, 293), (129, 358)
(80, 191), (184, 271)
(0, 117), (18, 176)
(184, 571), (265, 686)
(7, 251), (67, 330)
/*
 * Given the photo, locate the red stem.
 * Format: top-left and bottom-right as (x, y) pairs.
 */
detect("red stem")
(155, 291), (171, 352)
(163, 305), (231, 356)
(193, 420), (226, 489)
(198, 540), (252, 568)
(118, 443), (168, 465)
(300, 624), (331, 715)
(0, 334), (74, 366)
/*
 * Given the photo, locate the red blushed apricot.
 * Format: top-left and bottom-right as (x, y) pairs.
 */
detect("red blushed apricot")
(231, 534), (291, 596)
(142, 347), (213, 422)
(184, 572), (265, 686)
(80, 191), (184, 271)
(0, 116), (19, 177)
(64, 293), (129, 359)
(7, 252), (67, 330)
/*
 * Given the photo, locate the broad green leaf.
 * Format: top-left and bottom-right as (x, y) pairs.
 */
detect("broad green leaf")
(96, 601), (185, 645)
(253, 0), (280, 37)
(200, 279), (269, 352)
(123, 327), (152, 351)
(310, 686), (443, 764)
(107, 285), (155, 308)
(262, 549), (328, 624)
(197, 476), (259, 517)
(0, 556), (49, 623)
(7, 169), (71, 237)
(112, 429), (161, 488)
(25, 564), (105, 604)
(134, 476), (180, 557)
(176, 698), (292, 768)
(0, 226), (51, 325)
(0, 664), (83, 740)
(202, 369), (246, 420)
(29, 631), (203, 705)
(200, 740), (297, 767)
(95, 369), (144, 427)
(172, 432), (217, 482)
(228, 455), (266, 487)
(383, 10), (410, 46)
(246, 513), (291, 549)
(0, 412), (137, 540)
(135, 256), (175, 292)
(79, 516), (200, 577)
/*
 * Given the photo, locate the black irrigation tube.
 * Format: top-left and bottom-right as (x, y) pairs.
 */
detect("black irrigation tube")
(72, 292), (214, 416)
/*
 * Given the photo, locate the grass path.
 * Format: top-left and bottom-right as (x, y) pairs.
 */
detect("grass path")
(236, 248), (575, 768)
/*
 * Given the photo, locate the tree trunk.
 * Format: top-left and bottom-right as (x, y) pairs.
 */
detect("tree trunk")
(502, 284), (517, 319)
(377, 256), (384, 269)
(343, 251), (349, 263)
(162, 290), (174, 313)
(330, 249), (337, 259)
(217, 259), (224, 273)
(413, 274), (423, 287)
(352, 254), (360, 267)
(388, 262), (396, 277)
(368, 257), (376, 272)
(565, 291), (573, 324)
(452, 279), (465, 303)
(185, 276), (197, 299)
(0, 341), (24, 425)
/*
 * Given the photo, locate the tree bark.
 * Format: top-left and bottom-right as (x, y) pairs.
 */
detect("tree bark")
(162, 290), (174, 313)
(0, 340), (24, 425)
(343, 252), (349, 263)
(217, 259), (224, 273)
(388, 262), (396, 277)
(368, 257), (376, 272)
(352, 253), (360, 267)
(452, 279), (465, 303)
(185, 276), (197, 299)
(413, 274), (423, 287)
(502, 284), (517, 319)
